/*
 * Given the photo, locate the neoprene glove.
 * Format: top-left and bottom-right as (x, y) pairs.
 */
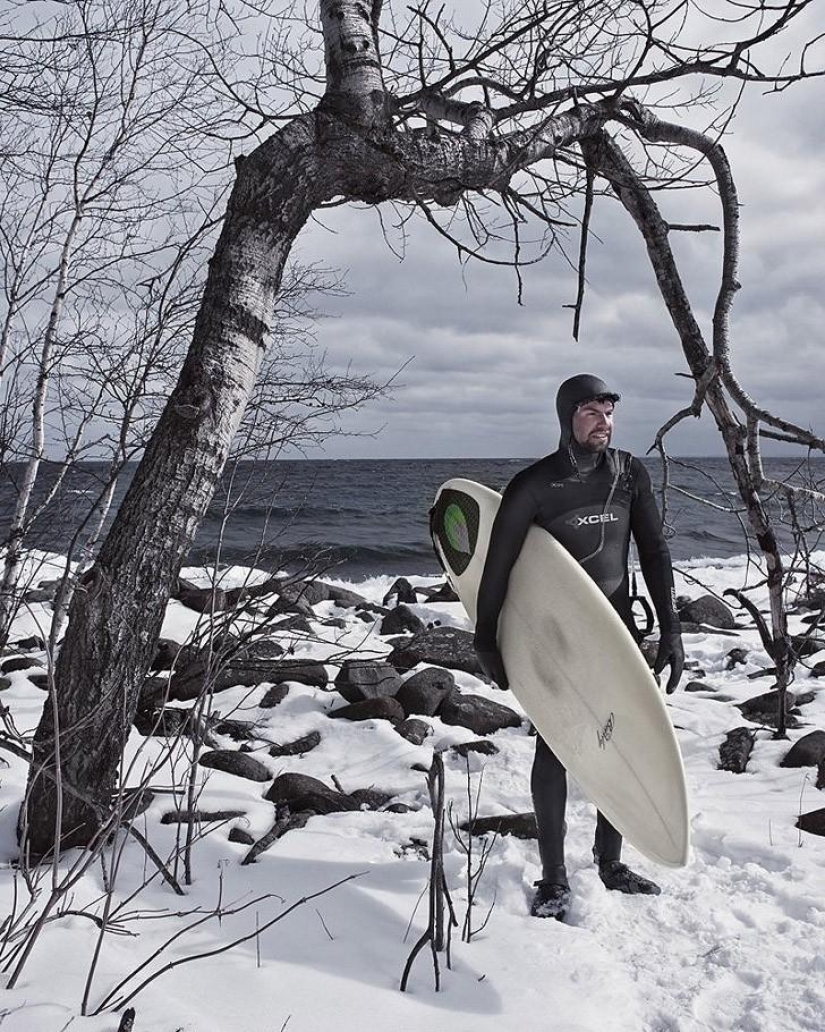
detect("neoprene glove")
(474, 641), (509, 691)
(653, 630), (684, 694)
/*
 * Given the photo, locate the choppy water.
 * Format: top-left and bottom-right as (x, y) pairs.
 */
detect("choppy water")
(1, 456), (822, 578)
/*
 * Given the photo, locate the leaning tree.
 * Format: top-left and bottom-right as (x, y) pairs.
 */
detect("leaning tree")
(19, 0), (824, 855)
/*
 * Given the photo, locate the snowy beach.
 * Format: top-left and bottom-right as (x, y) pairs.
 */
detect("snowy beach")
(2, 550), (825, 1032)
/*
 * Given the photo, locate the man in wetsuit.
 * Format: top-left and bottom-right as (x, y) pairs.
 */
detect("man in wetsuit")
(473, 373), (683, 920)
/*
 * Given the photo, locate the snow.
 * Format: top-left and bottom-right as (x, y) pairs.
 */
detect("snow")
(2, 551), (825, 1032)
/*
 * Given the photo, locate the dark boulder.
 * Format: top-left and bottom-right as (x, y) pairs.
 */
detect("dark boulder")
(269, 730), (322, 757)
(461, 813), (538, 839)
(725, 648), (750, 670)
(326, 583), (370, 608)
(134, 706), (191, 738)
(388, 626), (484, 676)
(792, 635), (825, 659)
(383, 578), (419, 606)
(396, 667), (455, 717)
(0, 676), (11, 692)
(259, 685), (290, 708)
(198, 750), (271, 782)
(229, 826), (256, 846)
(268, 659), (328, 688)
(168, 640), (288, 701)
(348, 788), (395, 810)
(684, 680), (713, 693)
(161, 809), (247, 825)
(811, 661), (825, 678)
(12, 635), (45, 651)
(175, 577), (229, 614)
(796, 808), (825, 837)
(380, 605), (426, 637)
(395, 718), (433, 746)
(439, 688), (521, 736)
(780, 730), (825, 768)
(718, 728), (755, 773)
(334, 659), (403, 703)
(328, 696), (406, 724)
(738, 689), (799, 726)
(265, 773), (360, 814)
(150, 638), (184, 672)
(421, 581), (460, 603)
(678, 595), (736, 630)
(452, 739), (499, 758)
(1, 656), (42, 674)
(274, 614), (314, 635)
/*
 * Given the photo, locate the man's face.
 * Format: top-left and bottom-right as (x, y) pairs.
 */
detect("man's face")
(571, 398), (614, 452)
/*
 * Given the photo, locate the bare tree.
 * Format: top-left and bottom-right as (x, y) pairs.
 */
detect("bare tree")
(18, 0), (824, 855)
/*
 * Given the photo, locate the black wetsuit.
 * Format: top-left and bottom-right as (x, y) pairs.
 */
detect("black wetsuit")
(474, 445), (679, 881)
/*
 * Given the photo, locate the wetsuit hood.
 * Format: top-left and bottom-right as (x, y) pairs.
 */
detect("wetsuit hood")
(556, 373), (621, 450)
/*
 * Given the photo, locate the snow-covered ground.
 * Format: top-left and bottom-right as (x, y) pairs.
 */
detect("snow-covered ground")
(2, 552), (825, 1032)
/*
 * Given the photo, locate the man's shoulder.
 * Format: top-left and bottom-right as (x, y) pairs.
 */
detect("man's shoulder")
(507, 453), (563, 490)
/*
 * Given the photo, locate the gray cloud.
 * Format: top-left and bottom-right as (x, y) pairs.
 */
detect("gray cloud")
(289, 49), (824, 460)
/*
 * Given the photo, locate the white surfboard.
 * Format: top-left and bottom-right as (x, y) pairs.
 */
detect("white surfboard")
(431, 478), (689, 868)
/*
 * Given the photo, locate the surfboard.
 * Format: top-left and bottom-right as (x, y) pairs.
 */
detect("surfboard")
(431, 478), (689, 868)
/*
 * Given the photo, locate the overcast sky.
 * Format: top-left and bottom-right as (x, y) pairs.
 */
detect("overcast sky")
(290, 9), (824, 461)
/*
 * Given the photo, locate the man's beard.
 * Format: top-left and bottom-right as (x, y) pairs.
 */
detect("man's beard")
(580, 431), (611, 453)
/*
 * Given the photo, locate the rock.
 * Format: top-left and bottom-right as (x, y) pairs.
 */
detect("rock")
(268, 659), (328, 688)
(334, 659), (403, 703)
(167, 640), (287, 700)
(328, 696), (406, 724)
(678, 595), (736, 630)
(274, 614), (314, 635)
(388, 626), (484, 676)
(380, 605), (426, 637)
(320, 617), (347, 630)
(265, 590), (315, 618)
(28, 673), (49, 691)
(1, 656), (42, 674)
(452, 739), (499, 758)
(326, 583), (370, 608)
(175, 577), (229, 613)
(277, 579), (330, 606)
(0, 676), (11, 691)
(461, 813), (538, 839)
(725, 647), (749, 670)
(22, 586), (55, 603)
(160, 809), (247, 825)
(12, 635), (45, 651)
(811, 661), (825, 678)
(718, 728), (755, 773)
(133, 707), (191, 737)
(212, 718), (257, 741)
(269, 730), (322, 757)
(439, 688), (521, 736)
(792, 635), (825, 658)
(738, 689), (799, 726)
(198, 750), (271, 782)
(395, 718), (433, 746)
(396, 667), (456, 717)
(348, 788), (394, 810)
(421, 581), (460, 603)
(780, 730), (825, 768)
(259, 685), (290, 708)
(796, 808), (825, 837)
(818, 760), (825, 791)
(264, 773), (359, 814)
(383, 578), (419, 606)
(229, 827), (256, 846)
(150, 638), (184, 672)
(684, 680), (713, 693)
